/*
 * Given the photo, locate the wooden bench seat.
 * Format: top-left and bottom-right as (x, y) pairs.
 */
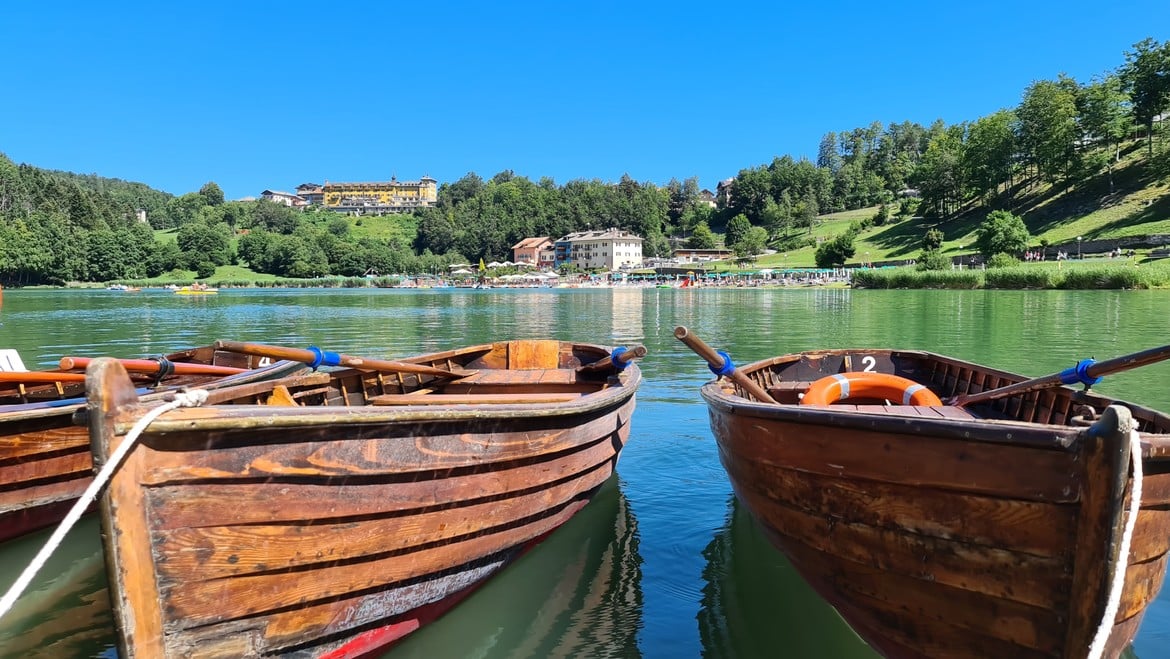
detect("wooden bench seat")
(368, 392), (583, 406)
(453, 369), (580, 386)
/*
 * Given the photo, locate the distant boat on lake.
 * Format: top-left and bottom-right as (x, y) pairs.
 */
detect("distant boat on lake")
(174, 285), (217, 295)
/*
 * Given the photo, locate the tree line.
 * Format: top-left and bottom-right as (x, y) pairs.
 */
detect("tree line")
(725, 37), (1170, 262)
(1, 38), (1167, 284)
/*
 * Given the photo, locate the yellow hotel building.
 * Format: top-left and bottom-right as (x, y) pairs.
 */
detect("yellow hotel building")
(319, 176), (438, 214)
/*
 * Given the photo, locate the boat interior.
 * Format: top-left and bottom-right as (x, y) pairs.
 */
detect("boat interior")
(741, 349), (1170, 433)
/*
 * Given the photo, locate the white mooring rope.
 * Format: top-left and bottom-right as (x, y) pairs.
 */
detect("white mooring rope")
(1087, 428), (1143, 659)
(0, 389), (208, 620)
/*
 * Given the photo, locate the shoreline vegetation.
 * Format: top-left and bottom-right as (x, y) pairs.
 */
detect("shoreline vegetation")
(28, 251), (1170, 291)
(853, 256), (1170, 289)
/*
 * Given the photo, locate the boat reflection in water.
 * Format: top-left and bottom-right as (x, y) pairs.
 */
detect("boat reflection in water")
(0, 516), (114, 658)
(0, 477), (641, 659)
(386, 475), (643, 658)
(698, 496), (877, 659)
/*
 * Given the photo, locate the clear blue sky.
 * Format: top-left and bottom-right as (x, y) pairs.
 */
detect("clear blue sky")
(2, 1), (1167, 201)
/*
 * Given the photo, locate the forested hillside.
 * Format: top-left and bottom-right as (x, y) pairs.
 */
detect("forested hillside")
(401, 37), (1170, 266)
(2, 38), (1167, 285)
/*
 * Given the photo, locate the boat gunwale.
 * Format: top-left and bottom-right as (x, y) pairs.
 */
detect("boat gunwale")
(105, 339), (643, 434)
(698, 347), (1170, 457)
(112, 373), (640, 435)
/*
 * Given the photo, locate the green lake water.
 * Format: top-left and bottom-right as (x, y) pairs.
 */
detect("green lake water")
(0, 287), (1167, 658)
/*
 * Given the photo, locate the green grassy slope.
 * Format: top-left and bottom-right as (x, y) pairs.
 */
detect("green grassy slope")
(751, 140), (1169, 269)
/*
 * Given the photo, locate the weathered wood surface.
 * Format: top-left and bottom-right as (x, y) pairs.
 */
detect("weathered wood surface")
(699, 347), (1170, 659)
(0, 347), (302, 543)
(724, 457), (1077, 558)
(88, 339), (642, 658)
(731, 479), (1070, 609)
(713, 411), (1081, 503)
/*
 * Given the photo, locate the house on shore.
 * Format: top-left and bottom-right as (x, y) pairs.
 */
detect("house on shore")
(511, 237), (555, 269)
(553, 228), (643, 271)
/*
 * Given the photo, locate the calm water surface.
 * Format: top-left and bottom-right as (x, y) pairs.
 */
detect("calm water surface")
(0, 287), (1167, 658)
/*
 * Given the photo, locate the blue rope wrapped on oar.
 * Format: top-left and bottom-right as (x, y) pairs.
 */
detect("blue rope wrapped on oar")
(576, 344), (647, 374)
(673, 327), (777, 403)
(951, 343), (1170, 407)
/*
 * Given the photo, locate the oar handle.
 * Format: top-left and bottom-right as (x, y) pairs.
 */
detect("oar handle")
(673, 326), (777, 404)
(59, 357), (246, 377)
(952, 342), (1170, 407)
(576, 345), (647, 373)
(213, 341), (460, 379)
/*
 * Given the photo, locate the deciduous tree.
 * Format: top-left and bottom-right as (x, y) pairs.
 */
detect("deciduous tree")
(1120, 38), (1170, 155)
(975, 210), (1031, 257)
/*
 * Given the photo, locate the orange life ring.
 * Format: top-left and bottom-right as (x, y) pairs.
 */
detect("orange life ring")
(800, 372), (943, 406)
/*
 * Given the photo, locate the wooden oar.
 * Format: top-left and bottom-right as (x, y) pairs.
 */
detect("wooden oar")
(0, 371), (87, 384)
(58, 357), (247, 376)
(576, 344), (647, 373)
(213, 341), (465, 379)
(673, 326), (777, 404)
(950, 343), (1170, 407)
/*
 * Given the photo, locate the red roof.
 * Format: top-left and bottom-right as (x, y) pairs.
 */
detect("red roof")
(511, 236), (553, 250)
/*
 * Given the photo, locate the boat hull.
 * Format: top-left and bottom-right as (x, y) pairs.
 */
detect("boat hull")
(701, 348), (1170, 659)
(0, 347), (303, 543)
(86, 339), (641, 658)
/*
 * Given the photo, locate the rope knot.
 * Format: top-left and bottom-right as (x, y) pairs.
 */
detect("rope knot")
(173, 389), (209, 407)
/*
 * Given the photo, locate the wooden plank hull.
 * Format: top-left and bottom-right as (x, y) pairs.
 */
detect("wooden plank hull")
(0, 346), (303, 543)
(86, 339), (642, 658)
(701, 348), (1170, 659)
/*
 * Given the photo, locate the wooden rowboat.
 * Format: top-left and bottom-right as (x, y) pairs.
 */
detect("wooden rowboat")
(0, 347), (304, 543)
(676, 328), (1170, 659)
(85, 339), (643, 658)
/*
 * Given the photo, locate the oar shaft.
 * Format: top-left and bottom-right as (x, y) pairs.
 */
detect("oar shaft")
(576, 345), (647, 373)
(0, 371), (87, 384)
(1085, 344), (1170, 379)
(952, 376), (1059, 406)
(59, 357), (246, 376)
(213, 341), (458, 378)
(673, 326), (777, 404)
(954, 343), (1170, 407)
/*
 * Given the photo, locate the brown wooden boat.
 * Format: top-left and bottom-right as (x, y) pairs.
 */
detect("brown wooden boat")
(676, 327), (1170, 659)
(0, 346), (304, 543)
(85, 339), (643, 658)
